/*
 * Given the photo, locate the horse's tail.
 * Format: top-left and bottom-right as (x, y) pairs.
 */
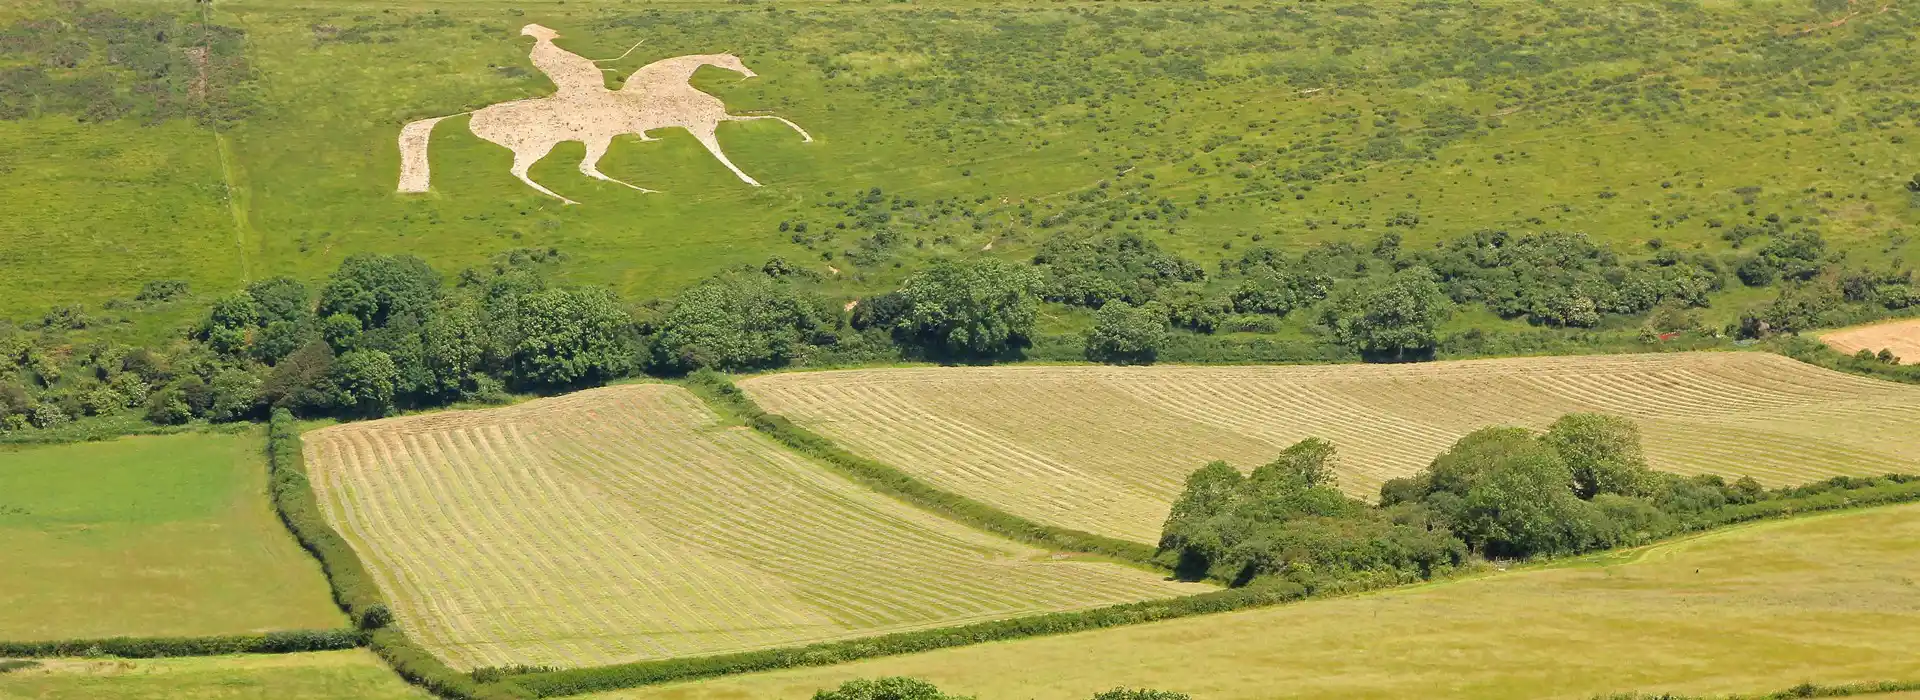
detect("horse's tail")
(397, 114), (463, 193)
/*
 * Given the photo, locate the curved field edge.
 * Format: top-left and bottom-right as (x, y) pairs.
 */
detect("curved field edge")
(574, 500), (1920, 700)
(476, 373), (1920, 698)
(300, 384), (1201, 673)
(739, 351), (1920, 542)
(265, 411), (528, 700)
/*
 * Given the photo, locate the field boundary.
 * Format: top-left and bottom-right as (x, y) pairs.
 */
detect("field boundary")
(264, 409), (530, 700)
(682, 370), (1162, 566)
(1602, 678), (1920, 699)
(0, 630), (363, 659)
(497, 486), (1920, 697)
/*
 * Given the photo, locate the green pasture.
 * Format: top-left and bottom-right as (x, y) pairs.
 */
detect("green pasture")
(3, 0), (1917, 338)
(0, 650), (427, 700)
(0, 431), (344, 640)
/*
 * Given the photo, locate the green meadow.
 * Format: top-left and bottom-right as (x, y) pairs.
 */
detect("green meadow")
(0, 650), (428, 700)
(0, 431), (343, 640)
(4, 0), (1917, 336)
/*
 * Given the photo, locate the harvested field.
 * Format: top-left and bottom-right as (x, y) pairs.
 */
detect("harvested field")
(304, 384), (1205, 671)
(1822, 319), (1920, 365)
(597, 502), (1920, 700)
(742, 352), (1920, 543)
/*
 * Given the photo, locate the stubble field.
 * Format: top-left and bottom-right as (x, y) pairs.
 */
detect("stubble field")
(744, 352), (1920, 542)
(1822, 319), (1920, 365)
(303, 383), (1206, 671)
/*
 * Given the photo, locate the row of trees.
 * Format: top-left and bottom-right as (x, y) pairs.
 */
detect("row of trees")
(1157, 413), (1857, 589)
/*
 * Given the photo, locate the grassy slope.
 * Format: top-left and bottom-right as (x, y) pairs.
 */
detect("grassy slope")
(0, 650), (427, 700)
(0, 431), (344, 640)
(8, 0), (1919, 333)
(592, 502), (1920, 700)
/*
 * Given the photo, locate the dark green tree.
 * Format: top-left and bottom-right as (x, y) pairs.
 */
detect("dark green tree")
(649, 271), (836, 373)
(892, 258), (1041, 358)
(318, 254), (441, 329)
(1544, 413), (1651, 499)
(505, 287), (634, 389)
(328, 349), (399, 416)
(1084, 300), (1170, 365)
(246, 276), (312, 326)
(1323, 267), (1450, 358)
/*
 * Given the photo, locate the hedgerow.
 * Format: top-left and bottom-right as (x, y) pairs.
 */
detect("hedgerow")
(682, 370), (1159, 565)
(506, 584), (1303, 697)
(267, 409), (528, 700)
(0, 629), (363, 658)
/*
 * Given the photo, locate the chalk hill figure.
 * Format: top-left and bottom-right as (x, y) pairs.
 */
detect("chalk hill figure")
(397, 24), (811, 204)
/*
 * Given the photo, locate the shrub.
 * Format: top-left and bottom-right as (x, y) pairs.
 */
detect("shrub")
(813, 677), (970, 700)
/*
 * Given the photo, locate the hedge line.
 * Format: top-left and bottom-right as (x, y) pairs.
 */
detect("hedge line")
(506, 583), (1306, 697)
(1598, 678), (1920, 699)
(265, 410), (529, 700)
(683, 370), (1161, 565)
(0, 629), (363, 658)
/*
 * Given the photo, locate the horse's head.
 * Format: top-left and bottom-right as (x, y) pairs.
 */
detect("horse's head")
(520, 24), (559, 41)
(707, 53), (756, 78)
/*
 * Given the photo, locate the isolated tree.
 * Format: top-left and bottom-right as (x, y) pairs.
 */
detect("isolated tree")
(893, 258), (1041, 357)
(1084, 300), (1170, 364)
(1323, 267), (1450, 358)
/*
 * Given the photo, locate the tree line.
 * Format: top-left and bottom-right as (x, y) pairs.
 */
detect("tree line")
(1158, 413), (1919, 589)
(3, 211), (1915, 434)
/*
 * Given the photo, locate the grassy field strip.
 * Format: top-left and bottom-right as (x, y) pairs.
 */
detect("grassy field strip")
(0, 432), (344, 640)
(0, 649), (429, 700)
(743, 352), (1920, 543)
(591, 502), (1920, 700)
(304, 384), (1207, 671)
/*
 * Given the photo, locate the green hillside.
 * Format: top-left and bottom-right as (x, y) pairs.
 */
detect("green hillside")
(5, 0), (1918, 329)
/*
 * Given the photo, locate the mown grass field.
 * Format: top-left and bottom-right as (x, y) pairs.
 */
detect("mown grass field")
(1823, 318), (1920, 364)
(594, 501), (1920, 700)
(0, 650), (428, 700)
(303, 383), (1207, 671)
(5, 0), (1919, 335)
(0, 432), (344, 640)
(744, 352), (1920, 542)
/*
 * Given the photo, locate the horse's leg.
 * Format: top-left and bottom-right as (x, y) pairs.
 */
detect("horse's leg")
(507, 140), (577, 205)
(579, 136), (657, 193)
(688, 122), (761, 187)
(727, 114), (813, 143)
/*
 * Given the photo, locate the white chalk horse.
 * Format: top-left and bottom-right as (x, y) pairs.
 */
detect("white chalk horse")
(398, 41), (810, 204)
